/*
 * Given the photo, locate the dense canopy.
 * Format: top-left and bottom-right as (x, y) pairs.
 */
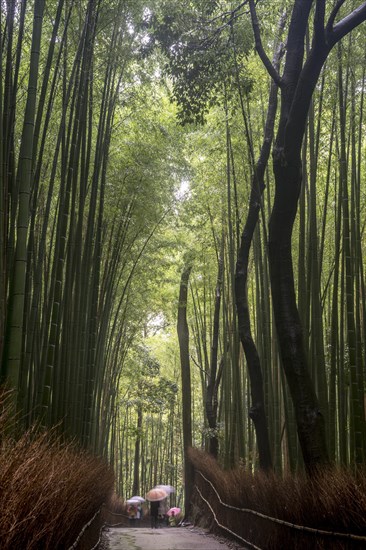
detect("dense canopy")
(1, 0), (366, 500)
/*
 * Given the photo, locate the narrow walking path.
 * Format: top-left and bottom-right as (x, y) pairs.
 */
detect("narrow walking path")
(104, 526), (248, 550)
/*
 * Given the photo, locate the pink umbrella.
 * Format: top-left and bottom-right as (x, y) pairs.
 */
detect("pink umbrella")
(167, 507), (181, 516)
(145, 487), (168, 501)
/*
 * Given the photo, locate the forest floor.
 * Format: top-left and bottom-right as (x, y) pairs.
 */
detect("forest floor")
(100, 525), (249, 550)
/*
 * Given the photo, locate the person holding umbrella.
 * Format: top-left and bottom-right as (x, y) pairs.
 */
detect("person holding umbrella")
(145, 487), (168, 529)
(131, 496), (145, 526)
(126, 501), (137, 525)
(167, 507), (181, 527)
(150, 500), (159, 528)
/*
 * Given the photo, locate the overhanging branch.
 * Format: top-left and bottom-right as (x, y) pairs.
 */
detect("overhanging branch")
(325, 0), (347, 35)
(327, 1), (366, 46)
(249, 0), (282, 86)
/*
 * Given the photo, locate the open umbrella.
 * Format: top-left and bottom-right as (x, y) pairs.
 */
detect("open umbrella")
(131, 495), (145, 502)
(167, 507), (181, 516)
(126, 498), (140, 505)
(155, 484), (175, 494)
(145, 487), (168, 501)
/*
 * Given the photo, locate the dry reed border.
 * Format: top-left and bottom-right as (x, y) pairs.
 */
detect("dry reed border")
(0, 389), (115, 549)
(189, 447), (366, 549)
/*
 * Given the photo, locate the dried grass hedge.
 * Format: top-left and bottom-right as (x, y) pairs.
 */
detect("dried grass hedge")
(107, 493), (126, 515)
(189, 447), (366, 549)
(102, 493), (130, 527)
(0, 390), (114, 549)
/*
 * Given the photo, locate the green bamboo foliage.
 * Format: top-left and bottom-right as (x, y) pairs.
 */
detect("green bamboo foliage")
(21, 0), (71, 417)
(0, 1), (182, 454)
(3, 0), (20, 290)
(189, 223), (225, 459)
(3, 0), (45, 398)
(328, 108), (341, 462)
(106, 2), (366, 477)
(349, 53), (366, 464)
(337, 42), (365, 464)
(110, 346), (181, 500)
(307, 94), (328, 424)
(40, 0), (98, 424)
(2, 0), (366, 487)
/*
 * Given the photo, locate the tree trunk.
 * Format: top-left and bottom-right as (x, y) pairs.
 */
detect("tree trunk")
(177, 265), (193, 517)
(250, 0), (366, 471)
(205, 231), (224, 458)
(235, 62), (280, 473)
(268, 159), (329, 470)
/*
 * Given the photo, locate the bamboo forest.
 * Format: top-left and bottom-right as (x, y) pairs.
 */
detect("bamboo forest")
(1, 1), (366, 549)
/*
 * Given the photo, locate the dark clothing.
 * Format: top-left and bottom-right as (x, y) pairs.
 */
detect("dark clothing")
(150, 501), (159, 528)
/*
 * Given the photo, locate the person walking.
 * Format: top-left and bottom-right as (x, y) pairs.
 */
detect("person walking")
(127, 504), (137, 526)
(168, 510), (177, 527)
(146, 487), (168, 529)
(136, 503), (142, 526)
(150, 500), (159, 529)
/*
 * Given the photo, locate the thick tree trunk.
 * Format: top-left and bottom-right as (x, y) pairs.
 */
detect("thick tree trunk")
(234, 18), (285, 470)
(205, 234), (224, 458)
(267, 28), (332, 471)
(235, 145), (274, 472)
(248, 0), (366, 471)
(236, 95), (279, 471)
(268, 160), (329, 470)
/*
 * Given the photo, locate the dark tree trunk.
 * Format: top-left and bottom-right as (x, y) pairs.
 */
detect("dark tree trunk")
(267, 10), (330, 472)
(235, 104), (275, 471)
(269, 160), (329, 470)
(177, 265), (193, 517)
(235, 16), (284, 471)
(250, 0), (366, 472)
(205, 234), (223, 458)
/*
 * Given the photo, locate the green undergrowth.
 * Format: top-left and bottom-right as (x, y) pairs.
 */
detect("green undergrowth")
(189, 448), (366, 549)
(0, 390), (115, 549)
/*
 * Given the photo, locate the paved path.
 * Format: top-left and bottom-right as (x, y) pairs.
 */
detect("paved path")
(105, 526), (246, 550)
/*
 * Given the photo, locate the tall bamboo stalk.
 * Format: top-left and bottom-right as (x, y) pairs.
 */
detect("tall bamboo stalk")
(3, 0), (45, 405)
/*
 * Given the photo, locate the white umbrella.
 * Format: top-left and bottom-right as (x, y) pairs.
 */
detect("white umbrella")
(131, 495), (145, 502)
(126, 498), (140, 504)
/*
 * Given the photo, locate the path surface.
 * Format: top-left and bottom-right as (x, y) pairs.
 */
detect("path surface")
(104, 526), (247, 550)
